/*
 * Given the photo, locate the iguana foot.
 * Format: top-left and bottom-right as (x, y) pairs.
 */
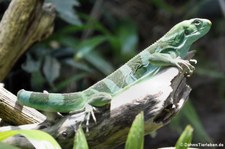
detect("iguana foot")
(81, 91), (112, 132)
(84, 104), (96, 132)
(171, 57), (195, 76)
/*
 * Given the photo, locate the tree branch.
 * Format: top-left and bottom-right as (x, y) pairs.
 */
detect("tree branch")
(0, 84), (46, 124)
(0, 0), (55, 81)
(0, 67), (191, 148)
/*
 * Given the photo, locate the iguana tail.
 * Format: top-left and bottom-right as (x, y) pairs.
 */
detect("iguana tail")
(17, 89), (86, 112)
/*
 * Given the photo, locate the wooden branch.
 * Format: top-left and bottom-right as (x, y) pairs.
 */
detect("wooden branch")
(0, 85), (46, 124)
(0, 67), (191, 148)
(0, 0), (55, 81)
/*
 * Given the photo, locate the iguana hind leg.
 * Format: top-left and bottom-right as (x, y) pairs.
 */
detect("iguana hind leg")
(81, 92), (112, 132)
(89, 92), (112, 107)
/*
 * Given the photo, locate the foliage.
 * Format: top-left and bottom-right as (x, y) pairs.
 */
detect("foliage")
(175, 125), (193, 149)
(150, 0), (175, 12)
(0, 142), (20, 149)
(0, 112), (145, 149)
(159, 125), (194, 149)
(21, 14), (138, 91)
(73, 126), (89, 149)
(0, 116), (195, 149)
(45, 0), (81, 25)
(0, 130), (61, 149)
(171, 101), (212, 142)
(125, 111), (144, 149)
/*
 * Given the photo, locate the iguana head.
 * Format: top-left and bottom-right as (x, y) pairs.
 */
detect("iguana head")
(161, 18), (211, 57)
(180, 18), (211, 42)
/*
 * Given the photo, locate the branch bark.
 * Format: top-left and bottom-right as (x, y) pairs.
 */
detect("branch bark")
(0, 0), (55, 81)
(0, 84), (46, 124)
(0, 67), (191, 149)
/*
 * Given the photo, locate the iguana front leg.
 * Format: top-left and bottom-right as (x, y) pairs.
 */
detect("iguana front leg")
(149, 52), (196, 75)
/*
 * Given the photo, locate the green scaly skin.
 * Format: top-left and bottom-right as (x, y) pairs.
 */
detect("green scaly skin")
(17, 18), (211, 115)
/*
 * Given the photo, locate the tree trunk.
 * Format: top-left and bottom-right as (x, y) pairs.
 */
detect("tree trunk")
(0, 0), (55, 81)
(0, 0), (55, 124)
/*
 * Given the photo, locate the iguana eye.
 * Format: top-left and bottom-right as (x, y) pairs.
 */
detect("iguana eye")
(192, 20), (201, 26)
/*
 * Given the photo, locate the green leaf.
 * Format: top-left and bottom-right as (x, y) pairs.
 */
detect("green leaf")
(0, 142), (20, 149)
(183, 101), (212, 142)
(75, 36), (106, 60)
(170, 101), (212, 143)
(125, 111), (144, 149)
(73, 126), (89, 149)
(150, 0), (174, 12)
(117, 22), (138, 56)
(65, 59), (94, 73)
(31, 71), (46, 90)
(46, 0), (81, 25)
(70, 36), (113, 75)
(196, 67), (225, 79)
(22, 54), (41, 73)
(52, 73), (88, 92)
(0, 130), (61, 149)
(175, 125), (193, 149)
(43, 56), (61, 84)
(85, 51), (114, 75)
(57, 18), (110, 36)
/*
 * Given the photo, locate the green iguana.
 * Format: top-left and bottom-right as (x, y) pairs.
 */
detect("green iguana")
(17, 18), (211, 121)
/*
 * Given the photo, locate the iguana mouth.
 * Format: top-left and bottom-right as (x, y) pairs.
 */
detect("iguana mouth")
(199, 19), (212, 32)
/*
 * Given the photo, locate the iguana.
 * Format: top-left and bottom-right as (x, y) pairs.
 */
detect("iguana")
(17, 18), (211, 122)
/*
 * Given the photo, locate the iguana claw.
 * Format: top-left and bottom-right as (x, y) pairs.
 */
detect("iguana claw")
(172, 57), (195, 76)
(190, 59), (197, 64)
(84, 104), (96, 132)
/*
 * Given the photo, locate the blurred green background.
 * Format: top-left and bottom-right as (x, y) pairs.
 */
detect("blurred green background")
(2, 0), (225, 148)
